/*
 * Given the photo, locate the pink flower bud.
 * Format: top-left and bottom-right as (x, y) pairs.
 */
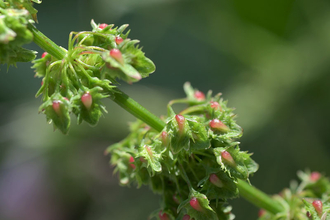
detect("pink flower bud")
(173, 194), (180, 204)
(161, 131), (169, 146)
(182, 214), (191, 220)
(129, 156), (136, 169)
(63, 97), (69, 101)
(190, 197), (203, 212)
(115, 36), (123, 45)
(310, 172), (321, 182)
(312, 200), (323, 216)
(52, 100), (62, 115)
(175, 114), (185, 134)
(41, 52), (48, 58)
(145, 145), (153, 158)
(81, 92), (92, 110)
(158, 210), (170, 220)
(209, 119), (230, 132)
(99, 23), (108, 29)
(194, 91), (205, 101)
(258, 209), (266, 217)
(221, 151), (236, 167)
(209, 174), (224, 188)
(210, 101), (221, 110)
(110, 49), (124, 64)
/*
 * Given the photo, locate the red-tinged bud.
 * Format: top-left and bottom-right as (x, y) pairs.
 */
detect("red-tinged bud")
(209, 174), (224, 188)
(190, 197), (203, 212)
(182, 214), (191, 220)
(81, 92), (92, 110)
(306, 211), (311, 218)
(221, 151), (236, 167)
(209, 119), (230, 133)
(145, 145), (153, 158)
(129, 156), (136, 169)
(173, 194), (180, 204)
(63, 97), (69, 101)
(158, 210), (170, 220)
(210, 101), (221, 110)
(41, 52), (48, 58)
(175, 114), (185, 134)
(258, 209), (266, 217)
(41, 80), (44, 86)
(194, 91), (205, 101)
(140, 157), (147, 163)
(312, 200), (323, 216)
(52, 100), (62, 115)
(115, 36), (123, 44)
(99, 23), (108, 29)
(110, 49), (124, 64)
(161, 131), (169, 146)
(310, 172), (321, 182)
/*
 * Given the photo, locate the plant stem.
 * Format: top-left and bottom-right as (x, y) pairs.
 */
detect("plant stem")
(28, 23), (66, 60)
(29, 25), (285, 216)
(237, 179), (285, 214)
(111, 88), (166, 132)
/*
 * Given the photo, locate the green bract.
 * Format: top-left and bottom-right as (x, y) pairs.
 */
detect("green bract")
(32, 20), (155, 134)
(0, 0), (41, 66)
(107, 84), (258, 220)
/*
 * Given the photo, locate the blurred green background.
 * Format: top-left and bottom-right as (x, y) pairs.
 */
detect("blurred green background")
(1, 0), (330, 219)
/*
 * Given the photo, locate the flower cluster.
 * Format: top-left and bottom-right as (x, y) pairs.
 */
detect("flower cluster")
(0, 0), (41, 66)
(106, 83), (258, 220)
(258, 171), (330, 220)
(32, 20), (155, 134)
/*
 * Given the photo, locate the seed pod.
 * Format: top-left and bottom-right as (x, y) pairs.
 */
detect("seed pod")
(258, 209), (266, 217)
(110, 49), (124, 64)
(194, 91), (205, 101)
(158, 210), (170, 220)
(52, 100), (62, 115)
(161, 131), (169, 146)
(190, 197), (203, 212)
(209, 174), (224, 188)
(209, 119), (230, 133)
(99, 23), (108, 29)
(129, 156), (136, 169)
(115, 36), (123, 44)
(210, 101), (221, 110)
(175, 114), (185, 134)
(145, 145), (153, 158)
(81, 92), (92, 110)
(41, 52), (48, 58)
(182, 214), (191, 220)
(221, 150), (236, 167)
(312, 200), (323, 216)
(310, 172), (321, 182)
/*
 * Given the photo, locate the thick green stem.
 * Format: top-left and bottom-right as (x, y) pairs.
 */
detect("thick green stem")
(111, 88), (166, 132)
(28, 23), (66, 60)
(237, 179), (285, 214)
(29, 25), (285, 216)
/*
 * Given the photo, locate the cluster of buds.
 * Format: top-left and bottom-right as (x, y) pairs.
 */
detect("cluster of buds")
(107, 84), (257, 219)
(32, 20), (155, 133)
(258, 170), (330, 220)
(0, 0), (41, 66)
